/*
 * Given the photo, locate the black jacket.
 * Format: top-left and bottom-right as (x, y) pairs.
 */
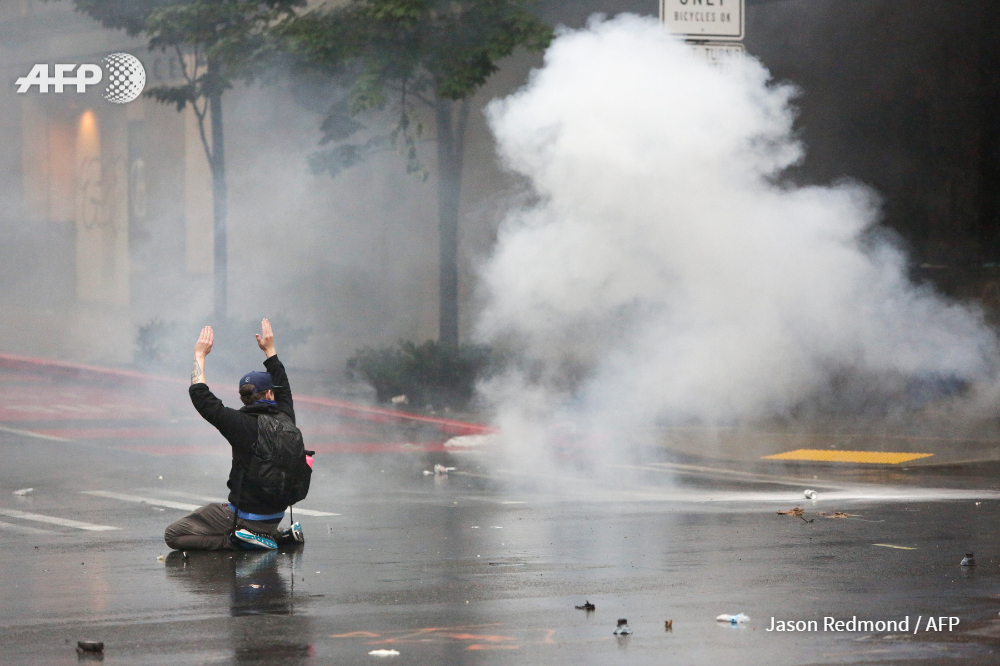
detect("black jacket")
(189, 355), (295, 515)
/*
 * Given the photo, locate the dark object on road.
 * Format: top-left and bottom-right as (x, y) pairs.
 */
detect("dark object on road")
(76, 641), (103, 653)
(665, 619), (673, 631)
(800, 515), (814, 523)
(961, 553), (975, 566)
(575, 600), (596, 611)
(614, 618), (632, 635)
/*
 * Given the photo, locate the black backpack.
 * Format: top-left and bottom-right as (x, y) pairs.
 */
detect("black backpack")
(235, 413), (313, 512)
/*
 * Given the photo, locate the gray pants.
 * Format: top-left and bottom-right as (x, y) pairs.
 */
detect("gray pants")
(164, 503), (281, 551)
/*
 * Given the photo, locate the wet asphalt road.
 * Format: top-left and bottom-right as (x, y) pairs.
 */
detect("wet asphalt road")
(4, 368), (1000, 664)
(5, 434), (1000, 665)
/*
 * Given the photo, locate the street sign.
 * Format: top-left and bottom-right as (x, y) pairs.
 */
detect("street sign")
(687, 41), (745, 67)
(661, 0), (744, 41)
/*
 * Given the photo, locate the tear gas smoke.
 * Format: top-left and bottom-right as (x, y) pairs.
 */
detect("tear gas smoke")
(476, 15), (999, 463)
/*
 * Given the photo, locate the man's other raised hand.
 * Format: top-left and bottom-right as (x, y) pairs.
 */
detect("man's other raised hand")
(256, 319), (276, 358)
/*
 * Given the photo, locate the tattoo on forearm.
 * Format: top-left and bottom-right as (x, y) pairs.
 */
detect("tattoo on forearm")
(191, 359), (204, 385)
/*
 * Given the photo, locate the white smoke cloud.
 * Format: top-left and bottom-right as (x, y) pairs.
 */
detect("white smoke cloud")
(476, 14), (998, 456)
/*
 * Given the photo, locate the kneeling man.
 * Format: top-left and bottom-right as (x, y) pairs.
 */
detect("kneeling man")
(165, 319), (305, 550)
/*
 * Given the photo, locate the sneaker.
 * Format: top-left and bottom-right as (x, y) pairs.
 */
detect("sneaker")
(275, 522), (305, 547)
(232, 528), (277, 550)
(289, 521), (304, 543)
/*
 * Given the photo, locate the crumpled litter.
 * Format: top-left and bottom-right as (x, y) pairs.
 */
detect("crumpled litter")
(12, 488), (32, 496)
(716, 613), (750, 624)
(434, 464), (455, 475)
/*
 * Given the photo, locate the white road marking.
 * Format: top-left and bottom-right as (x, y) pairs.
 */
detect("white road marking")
(0, 508), (118, 531)
(278, 507), (340, 517)
(148, 489), (341, 516)
(0, 425), (72, 442)
(81, 491), (200, 511)
(0, 519), (57, 534)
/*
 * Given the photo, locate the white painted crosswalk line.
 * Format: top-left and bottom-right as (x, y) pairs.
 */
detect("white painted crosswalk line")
(0, 519), (57, 535)
(147, 489), (341, 516)
(0, 508), (118, 531)
(81, 491), (200, 511)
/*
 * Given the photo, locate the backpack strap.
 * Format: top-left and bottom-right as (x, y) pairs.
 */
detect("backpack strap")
(231, 468), (245, 533)
(231, 412), (261, 532)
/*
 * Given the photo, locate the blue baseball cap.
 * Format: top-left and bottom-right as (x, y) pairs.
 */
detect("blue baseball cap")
(239, 371), (279, 393)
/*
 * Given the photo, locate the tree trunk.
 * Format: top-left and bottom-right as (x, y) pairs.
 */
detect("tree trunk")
(435, 98), (469, 346)
(208, 58), (228, 321)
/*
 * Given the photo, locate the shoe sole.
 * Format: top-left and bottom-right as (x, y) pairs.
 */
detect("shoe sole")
(234, 531), (277, 550)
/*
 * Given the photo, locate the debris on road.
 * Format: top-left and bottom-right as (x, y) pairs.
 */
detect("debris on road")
(665, 620), (673, 631)
(434, 464), (455, 475)
(12, 488), (33, 496)
(716, 613), (750, 624)
(575, 600), (596, 611)
(961, 553), (976, 566)
(873, 543), (917, 550)
(614, 619), (632, 635)
(390, 394), (408, 405)
(777, 508), (804, 516)
(804, 489), (818, 499)
(156, 555), (165, 563)
(76, 641), (103, 654)
(369, 649), (400, 657)
(818, 512), (851, 519)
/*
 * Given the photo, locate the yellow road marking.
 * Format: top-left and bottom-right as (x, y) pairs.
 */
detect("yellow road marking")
(762, 449), (933, 464)
(873, 544), (917, 550)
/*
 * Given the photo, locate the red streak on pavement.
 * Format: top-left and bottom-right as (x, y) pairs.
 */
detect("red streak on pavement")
(116, 442), (460, 456)
(308, 442), (453, 453)
(33, 423), (413, 440)
(36, 427), (207, 439)
(114, 444), (228, 456)
(0, 352), (496, 436)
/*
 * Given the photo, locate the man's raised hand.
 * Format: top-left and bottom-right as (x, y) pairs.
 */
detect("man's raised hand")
(191, 326), (212, 385)
(194, 326), (214, 359)
(256, 318), (276, 358)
